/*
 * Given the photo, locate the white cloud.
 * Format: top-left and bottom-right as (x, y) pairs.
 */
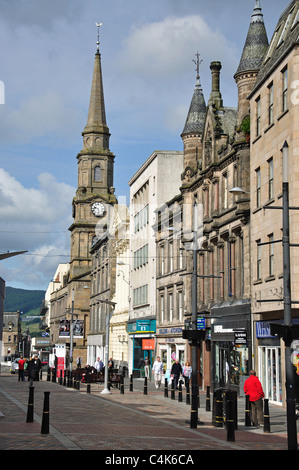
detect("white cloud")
(0, 169), (74, 288)
(120, 15), (237, 79)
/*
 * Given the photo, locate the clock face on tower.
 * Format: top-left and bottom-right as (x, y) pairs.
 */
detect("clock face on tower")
(91, 201), (105, 217)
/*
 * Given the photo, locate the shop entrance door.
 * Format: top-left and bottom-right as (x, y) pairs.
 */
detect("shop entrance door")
(259, 346), (282, 404)
(219, 347), (229, 387)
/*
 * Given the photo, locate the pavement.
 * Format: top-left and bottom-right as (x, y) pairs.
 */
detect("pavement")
(0, 366), (298, 457)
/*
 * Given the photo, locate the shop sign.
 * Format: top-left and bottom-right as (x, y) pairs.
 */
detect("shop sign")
(234, 331), (247, 345)
(256, 321), (275, 338)
(197, 317), (206, 330)
(142, 339), (155, 350)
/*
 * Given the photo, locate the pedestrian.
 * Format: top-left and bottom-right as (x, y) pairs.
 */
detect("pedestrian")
(171, 359), (182, 390)
(144, 356), (150, 379)
(94, 357), (103, 373)
(27, 357), (37, 386)
(182, 361), (192, 388)
(152, 356), (164, 389)
(108, 357), (114, 370)
(244, 370), (265, 426)
(76, 356), (82, 369)
(34, 355), (42, 381)
(18, 356), (26, 382)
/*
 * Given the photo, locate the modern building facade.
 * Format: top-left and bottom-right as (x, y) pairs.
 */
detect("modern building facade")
(128, 150), (183, 376)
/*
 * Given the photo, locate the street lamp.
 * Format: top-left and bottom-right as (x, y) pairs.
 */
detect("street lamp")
(97, 298), (117, 395)
(181, 203), (205, 428)
(259, 141), (298, 450)
(69, 289), (74, 374)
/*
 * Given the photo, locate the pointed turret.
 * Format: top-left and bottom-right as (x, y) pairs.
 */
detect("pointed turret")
(234, 0), (269, 128)
(235, 0), (269, 77)
(181, 53), (206, 173)
(181, 56), (206, 136)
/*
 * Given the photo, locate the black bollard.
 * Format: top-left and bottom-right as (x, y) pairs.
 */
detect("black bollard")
(120, 375), (124, 394)
(263, 398), (271, 433)
(63, 370), (66, 386)
(41, 391), (50, 434)
(186, 383), (190, 405)
(87, 383), (91, 393)
(212, 389), (223, 427)
(206, 386), (211, 411)
(47, 367), (51, 382)
(73, 372), (77, 389)
(129, 374), (133, 392)
(164, 378), (168, 398)
(171, 379), (175, 400)
(226, 395), (235, 442)
(245, 395), (251, 426)
(178, 380), (183, 402)
(198, 388), (200, 408)
(143, 376), (147, 395)
(40, 369), (43, 381)
(26, 386), (34, 423)
(59, 369), (63, 385)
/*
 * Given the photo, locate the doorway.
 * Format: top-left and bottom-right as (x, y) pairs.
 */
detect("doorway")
(258, 346), (282, 404)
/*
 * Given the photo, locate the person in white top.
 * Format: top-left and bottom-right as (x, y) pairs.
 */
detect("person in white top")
(152, 356), (164, 389)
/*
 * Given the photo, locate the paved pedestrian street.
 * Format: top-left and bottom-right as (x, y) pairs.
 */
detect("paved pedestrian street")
(0, 371), (297, 457)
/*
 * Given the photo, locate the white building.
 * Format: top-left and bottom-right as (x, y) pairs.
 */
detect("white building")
(127, 150), (183, 376)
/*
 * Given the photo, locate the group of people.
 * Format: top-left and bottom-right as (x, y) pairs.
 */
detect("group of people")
(16, 355), (42, 386)
(152, 356), (192, 390)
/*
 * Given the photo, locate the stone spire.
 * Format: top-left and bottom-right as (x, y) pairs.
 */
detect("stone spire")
(235, 0), (269, 77)
(82, 24), (110, 151)
(234, 1), (269, 127)
(181, 53), (206, 173)
(181, 52), (206, 136)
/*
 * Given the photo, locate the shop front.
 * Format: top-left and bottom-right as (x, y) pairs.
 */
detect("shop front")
(210, 301), (251, 395)
(127, 318), (156, 377)
(155, 326), (185, 378)
(255, 321), (283, 404)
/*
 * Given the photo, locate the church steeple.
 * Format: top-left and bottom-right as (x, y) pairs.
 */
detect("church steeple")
(82, 23), (110, 151)
(69, 24), (116, 280)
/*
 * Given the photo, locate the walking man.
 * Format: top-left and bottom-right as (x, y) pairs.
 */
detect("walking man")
(152, 356), (163, 389)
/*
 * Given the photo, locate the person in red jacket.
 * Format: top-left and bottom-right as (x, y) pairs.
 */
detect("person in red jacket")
(18, 356), (26, 382)
(244, 370), (265, 426)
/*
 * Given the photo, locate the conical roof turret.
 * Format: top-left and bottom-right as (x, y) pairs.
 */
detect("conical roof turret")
(181, 54), (206, 136)
(235, 1), (269, 78)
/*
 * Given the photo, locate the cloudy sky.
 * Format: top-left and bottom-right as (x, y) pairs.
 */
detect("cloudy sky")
(0, 0), (285, 290)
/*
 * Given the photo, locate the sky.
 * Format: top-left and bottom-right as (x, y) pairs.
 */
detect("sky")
(0, 0), (286, 291)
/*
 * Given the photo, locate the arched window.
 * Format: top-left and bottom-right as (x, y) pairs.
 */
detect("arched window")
(94, 166), (101, 181)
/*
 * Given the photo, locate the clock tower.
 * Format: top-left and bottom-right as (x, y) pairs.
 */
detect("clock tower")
(69, 27), (117, 281)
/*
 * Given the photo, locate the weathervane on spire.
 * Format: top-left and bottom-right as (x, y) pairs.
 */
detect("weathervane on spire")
(193, 52), (203, 89)
(96, 22), (103, 52)
(193, 52), (202, 81)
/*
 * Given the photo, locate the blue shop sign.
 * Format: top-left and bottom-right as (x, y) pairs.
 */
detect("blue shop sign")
(256, 321), (275, 338)
(197, 316), (206, 330)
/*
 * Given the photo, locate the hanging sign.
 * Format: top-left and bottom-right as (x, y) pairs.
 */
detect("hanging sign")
(234, 331), (247, 346)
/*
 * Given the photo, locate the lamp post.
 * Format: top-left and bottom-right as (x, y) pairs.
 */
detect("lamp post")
(182, 203), (205, 428)
(69, 288), (74, 374)
(281, 141), (297, 450)
(98, 299), (117, 395)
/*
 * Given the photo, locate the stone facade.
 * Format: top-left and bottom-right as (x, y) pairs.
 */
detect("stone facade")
(248, 0), (299, 403)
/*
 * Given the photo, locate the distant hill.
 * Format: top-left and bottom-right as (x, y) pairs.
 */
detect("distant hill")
(4, 286), (45, 316)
